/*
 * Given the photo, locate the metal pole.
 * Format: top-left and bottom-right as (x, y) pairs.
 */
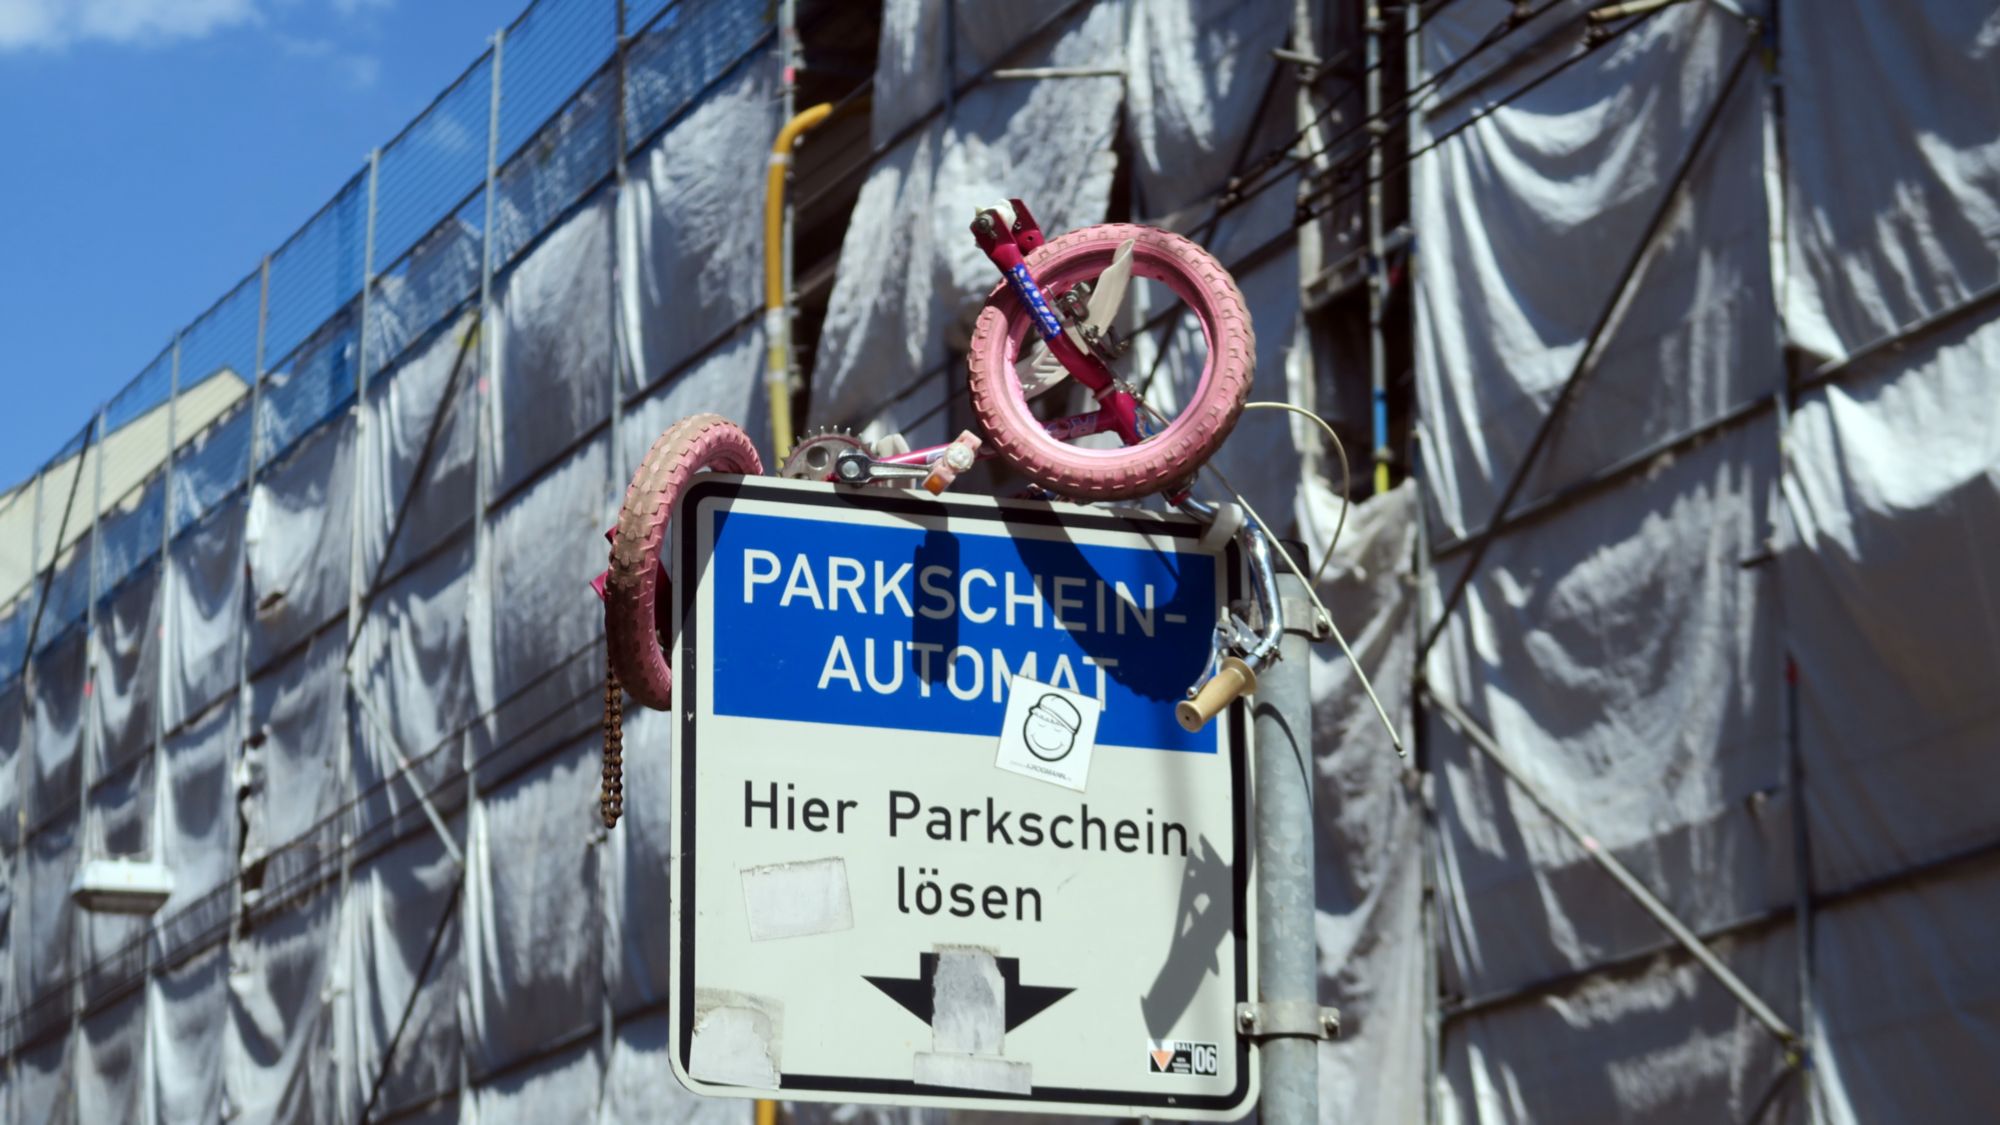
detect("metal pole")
(610, 0), (629, 503)
(1365, 0), (1391, 495)
(1254, 566), (1317, 1125)
(11, 469), (42, 1121)
(604, 0), (630, 1100)
(1404, 1), (1441, 1117)
(70, 408), (107, 1122)
(81, 409), (106, 813)
(337, 146), (381, 1125)
(234, 256), (271, 945)
(461, 27), (505, 1114)
(144, 333), (179, 1125)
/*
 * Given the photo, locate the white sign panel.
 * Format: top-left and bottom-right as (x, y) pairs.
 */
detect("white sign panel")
(668, 476), (1254, 1119)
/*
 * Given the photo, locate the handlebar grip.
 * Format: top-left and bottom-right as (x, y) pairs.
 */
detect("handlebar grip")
(1175, 656), (1258, 733)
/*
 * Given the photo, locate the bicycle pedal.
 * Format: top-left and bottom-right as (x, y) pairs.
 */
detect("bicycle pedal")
(923, 431), (983, 495)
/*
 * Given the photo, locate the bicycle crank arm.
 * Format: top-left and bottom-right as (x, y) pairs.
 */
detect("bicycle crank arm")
(834, 431), (983, 495)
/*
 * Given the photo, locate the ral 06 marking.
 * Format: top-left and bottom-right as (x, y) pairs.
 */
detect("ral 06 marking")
(1148, 1041), (1220, 1076)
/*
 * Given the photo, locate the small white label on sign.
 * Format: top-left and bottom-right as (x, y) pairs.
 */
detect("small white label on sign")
(995, 675), (1101, 791)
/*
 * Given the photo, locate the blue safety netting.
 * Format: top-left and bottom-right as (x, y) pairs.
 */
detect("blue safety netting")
(375, 53), (496, 279)
(624, 0), (773, 149)
(492, 69), (618, 271)
(263, 173), (369, 372)
(499, 0), (617, 166)
(259, 312), (359, 468)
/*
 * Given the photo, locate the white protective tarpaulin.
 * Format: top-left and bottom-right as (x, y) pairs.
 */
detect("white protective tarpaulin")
(350, 828), (463, 1116)
(90, 563), (160, 776)
(11, 0), (2000, 1120)
(1411, 0), (2000, 1120)
(809, 0), (1125, 443)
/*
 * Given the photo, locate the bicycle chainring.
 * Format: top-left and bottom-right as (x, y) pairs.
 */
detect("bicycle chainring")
(779, 429), (870, 481)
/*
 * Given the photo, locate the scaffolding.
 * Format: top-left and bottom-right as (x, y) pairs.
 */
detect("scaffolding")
(5, 0), (1999, 1122)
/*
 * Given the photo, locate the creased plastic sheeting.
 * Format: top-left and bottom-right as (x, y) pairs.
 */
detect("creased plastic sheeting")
(357, 312), (478, 583)
(494, 191), (614, 499)
(351, 827), (463, 1117)
(1414, 3), (1776, 538)
(163, 501), (245, 735)
(85, 755), (153, 997)
(1780, 0), (2000, 359)
(1427, 423), (1784, 1002)
(618, 53), (778, 392)
(23, 814), (78, 1040)
(90, 562), (160, 776)
(152, 946), (229, 1125)
(157, 701), (237, 959)
(1439, 926), (1797, 1125)
(604, 704), (670, 1007)
(78, 989), (145, 1125)
(466, 732), (601, 1073)
(351, 536), (476, 838)
(870, 0), (1114, 139)
(1300, 485), (1425, 1124)
(474, 1040), (601, 1125)
(487, 434), (606, 764)
(1778, 315), (2000, 891)
(247, 419), (355, 670)
(29, 627), (85, 819)
(15, 1032), (73, 1125)
(0, 847), (12, 1058)
(0, 681), (19, 836)
(368, 210), (485, 379)
(243, 628), (344, 873)
(224, 886), (340, 1125)
(94, 475), (166, 606)
(617, 324), (768, 486)
(1811, 862), (2000, 1124)
(809, 0), (1123, 439)
(1125, 0), (1292, 218)
(602, 1013), (748, 1124)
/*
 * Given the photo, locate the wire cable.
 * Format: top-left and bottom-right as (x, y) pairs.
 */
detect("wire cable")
(1241, 401), (1351, 587)
(1132, 397), (1405, 757)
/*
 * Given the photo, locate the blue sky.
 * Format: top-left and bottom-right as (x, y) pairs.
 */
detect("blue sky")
(0, 0), (521, 489)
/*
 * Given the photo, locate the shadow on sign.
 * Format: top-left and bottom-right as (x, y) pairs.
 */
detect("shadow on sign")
(1139, 832), (1233, 1039)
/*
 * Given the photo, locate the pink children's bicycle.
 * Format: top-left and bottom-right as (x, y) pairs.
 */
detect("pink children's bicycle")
(593, 198), (1344, 826)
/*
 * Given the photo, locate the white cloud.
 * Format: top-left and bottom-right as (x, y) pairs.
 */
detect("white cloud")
(0, 0), (261, 50)
(274, 30), (378, 88)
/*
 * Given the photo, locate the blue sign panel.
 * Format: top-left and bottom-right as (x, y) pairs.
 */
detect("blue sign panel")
(707, 507), (1220, 752)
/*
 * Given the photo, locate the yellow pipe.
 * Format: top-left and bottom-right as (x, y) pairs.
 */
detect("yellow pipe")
(755, 1099), (779, 1125)
(765, 102), (834, 461)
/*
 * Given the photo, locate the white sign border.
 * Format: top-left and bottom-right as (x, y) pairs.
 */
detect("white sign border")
(666, 475), (1257, 1120)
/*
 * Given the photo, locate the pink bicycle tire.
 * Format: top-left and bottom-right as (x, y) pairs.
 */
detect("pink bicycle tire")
(967, 223), (1255, 501)
(606, 413), (763, 711)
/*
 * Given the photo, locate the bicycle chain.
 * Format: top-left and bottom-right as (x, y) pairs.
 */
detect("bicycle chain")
(601, 658), (625, 829)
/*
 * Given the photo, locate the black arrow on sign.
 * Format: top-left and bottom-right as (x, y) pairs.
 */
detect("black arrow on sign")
(864, 953), (1073, 1033)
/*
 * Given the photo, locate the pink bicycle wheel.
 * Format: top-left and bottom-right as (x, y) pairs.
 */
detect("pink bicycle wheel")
(606, 413), (763, 711)
(967, 223), (1254, 501)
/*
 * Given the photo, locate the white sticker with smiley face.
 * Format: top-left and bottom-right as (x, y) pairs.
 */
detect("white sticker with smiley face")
(994, 674), (1102, 791)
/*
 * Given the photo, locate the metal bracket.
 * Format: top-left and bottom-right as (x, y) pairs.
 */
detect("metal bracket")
(1281, 597), (1331, 641)
(1235, 1001), (1340, 1042)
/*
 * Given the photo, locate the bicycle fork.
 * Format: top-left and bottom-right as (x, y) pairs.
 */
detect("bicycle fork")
(970, 199), (1145, 447)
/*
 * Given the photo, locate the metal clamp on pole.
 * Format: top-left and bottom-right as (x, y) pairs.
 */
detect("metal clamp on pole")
(1236, 1001), (1341, 1042)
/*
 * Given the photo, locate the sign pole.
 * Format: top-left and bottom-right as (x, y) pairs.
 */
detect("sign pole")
(1254, 566), (1319, 1125)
